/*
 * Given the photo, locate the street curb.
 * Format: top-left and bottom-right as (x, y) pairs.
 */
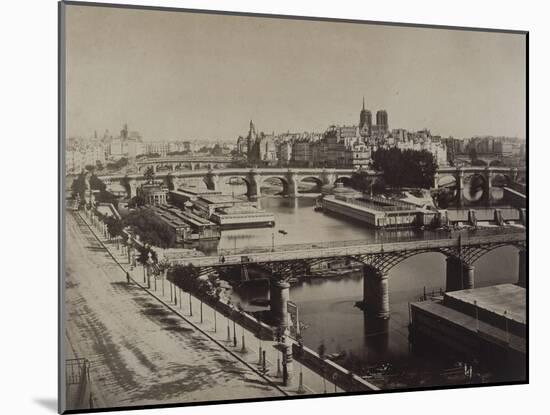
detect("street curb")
(76, 212), (291, 397)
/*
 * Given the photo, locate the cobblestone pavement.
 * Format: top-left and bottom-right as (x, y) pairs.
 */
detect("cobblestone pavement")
(65, 213), (284, 410)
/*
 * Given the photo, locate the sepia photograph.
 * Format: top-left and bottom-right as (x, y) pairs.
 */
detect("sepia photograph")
(59, 1), (527, 412)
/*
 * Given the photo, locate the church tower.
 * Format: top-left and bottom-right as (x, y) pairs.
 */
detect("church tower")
(359, 97), (372, 136)
(246, 120), (258, 161)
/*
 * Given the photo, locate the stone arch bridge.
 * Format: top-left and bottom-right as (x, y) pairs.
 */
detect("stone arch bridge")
(98, 168), (364, 198)
(435, 166), (526, 207)
(136, 156), (236, 173)
(93, 166), (524, 203)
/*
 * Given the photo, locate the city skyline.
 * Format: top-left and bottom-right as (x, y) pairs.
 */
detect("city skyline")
(66, 6), (526, 142)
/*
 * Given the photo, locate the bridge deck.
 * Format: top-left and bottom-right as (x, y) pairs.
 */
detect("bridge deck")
(168, 229), (525, 267)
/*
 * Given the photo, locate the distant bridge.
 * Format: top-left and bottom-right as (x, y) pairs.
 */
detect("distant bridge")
(136, 155), (237, 172)
(435, 166), (526, 207)
(98, 167), (361, 198)
(91, 165), (525, 204)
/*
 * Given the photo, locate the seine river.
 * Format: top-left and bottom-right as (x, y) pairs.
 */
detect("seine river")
(198, 183), (520, 386)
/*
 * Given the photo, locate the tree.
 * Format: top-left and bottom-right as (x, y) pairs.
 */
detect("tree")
(136, 245), (158, 266)
(211, 144), (223, 156)
(144, 166), (155, 184)
(166, 173), (175, 191)
(349, 170), (374, 193)
(71, 171), (114, 206)
(128, 195), (145, 209)
(168, 264), (200, 292)
(371, 148), (437, 189)
(123, 209), (175, 247)
(71, 173), (87, 201)
(104, 216), (124, 238)
(469, 146), (478, 163)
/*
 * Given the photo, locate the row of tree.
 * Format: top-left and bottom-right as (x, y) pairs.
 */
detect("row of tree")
(349, 148), (438, 192)
(371, 148), (437, 189)
(71, 172), (120, 208)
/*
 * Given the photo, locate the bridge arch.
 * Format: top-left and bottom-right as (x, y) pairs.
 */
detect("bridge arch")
(298, 176), (323, 193)
(459, 241), (525, 265)
(224, 176), (251, 196)
(489, 173), (512, 202)
(334, 175), (352, 187)
(462, 173), (487, 204)
(260, 176), (289, 196)
(437, 173), (456, 189)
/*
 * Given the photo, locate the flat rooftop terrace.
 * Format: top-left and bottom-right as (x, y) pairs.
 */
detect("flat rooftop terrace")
(412, 299), (526, 353)
(445, 284), (526, 325)
(200, 194), (244, 204)
(172, 187), (222, 196)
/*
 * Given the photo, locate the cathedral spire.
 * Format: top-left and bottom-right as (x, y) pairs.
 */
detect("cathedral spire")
(362, 96), (365, 111)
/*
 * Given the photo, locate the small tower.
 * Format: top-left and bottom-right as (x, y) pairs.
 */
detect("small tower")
(247, 120), (258, 161)
(121, 123), (129, 140)
(359, 97), (372, 136)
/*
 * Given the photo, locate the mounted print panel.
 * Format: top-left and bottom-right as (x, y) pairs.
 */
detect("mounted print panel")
(59, 1), (527, 413)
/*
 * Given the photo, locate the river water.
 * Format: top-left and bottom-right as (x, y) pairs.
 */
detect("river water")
(197, 183), (520, 387)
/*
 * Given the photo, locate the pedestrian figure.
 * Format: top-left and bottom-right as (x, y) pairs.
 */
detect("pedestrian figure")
(126, 271), (131, 284)
(221, 256), (225, 264)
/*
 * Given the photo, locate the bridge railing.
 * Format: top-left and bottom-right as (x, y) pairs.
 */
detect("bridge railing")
(210, 227), (525, 260)
(174, 230), (525, 267)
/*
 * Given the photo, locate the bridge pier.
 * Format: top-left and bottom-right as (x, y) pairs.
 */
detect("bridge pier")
(270, 280), (291, 328)
(456, 169), (464, 208)
(286, 172), (298, 197)
(484, 169), (493, 206)
(246, 173), (260, 199)
(204, 172), (219, 191)
(446, 256), (474, 292)
(362, 265), (390, 319)
(518, 249), (527, 288)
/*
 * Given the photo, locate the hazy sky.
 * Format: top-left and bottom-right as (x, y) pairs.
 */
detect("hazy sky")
(65, 4), (526, 141)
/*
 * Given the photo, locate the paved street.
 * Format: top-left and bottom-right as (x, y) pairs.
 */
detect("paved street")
(65, 213), (284, 410)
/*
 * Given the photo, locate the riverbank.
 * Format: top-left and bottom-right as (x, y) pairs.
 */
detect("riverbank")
(77, 209), (373, 397)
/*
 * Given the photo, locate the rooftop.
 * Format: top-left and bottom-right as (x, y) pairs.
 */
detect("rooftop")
(445, 283), (526, 325)
(173, 187), (222, 196)
(199, 194), (244, 204)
